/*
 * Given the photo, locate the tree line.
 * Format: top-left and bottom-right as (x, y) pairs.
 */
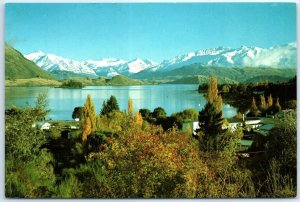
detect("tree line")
(198, 76), (296, 115)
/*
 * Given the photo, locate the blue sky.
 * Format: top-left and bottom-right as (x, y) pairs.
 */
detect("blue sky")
(5, 3), (296, 62)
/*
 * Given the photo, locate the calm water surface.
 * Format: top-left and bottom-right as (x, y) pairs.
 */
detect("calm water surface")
(5, 84), (237, 120)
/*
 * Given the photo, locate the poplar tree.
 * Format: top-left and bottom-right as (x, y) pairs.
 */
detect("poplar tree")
(207, 76), (222, 113)
(196, 76), (225, 151)
(82, 95), (97, 141)
(133, 111), (143, 126)
(273, 97), (282, 113)
(267, 94), (273, 109)
(250, 97), (259, 117)
(128, 98), (133, 118)
(259, 95), (267, 113)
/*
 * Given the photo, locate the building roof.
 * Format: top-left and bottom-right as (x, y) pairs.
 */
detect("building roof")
(239, 139), (253, 147)
(258, 124), (274, 131)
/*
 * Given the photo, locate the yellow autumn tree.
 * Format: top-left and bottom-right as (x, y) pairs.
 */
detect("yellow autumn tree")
(81, 94), (97, 141)
(133, 111), (143, 126)
(267, 94), (273, 108)
(259, 95), (267, 113)
(128, 98), (133, 118)
(207, 76), (222, 113)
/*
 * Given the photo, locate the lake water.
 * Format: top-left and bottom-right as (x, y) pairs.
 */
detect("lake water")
(5, 84), (237, 120)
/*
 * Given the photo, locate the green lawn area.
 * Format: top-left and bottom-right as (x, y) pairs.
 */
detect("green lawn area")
(5, 78), (61, 87)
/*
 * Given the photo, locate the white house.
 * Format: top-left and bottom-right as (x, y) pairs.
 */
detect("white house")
(182, 121), (200, 135)
(228, 122), (243, 130)
(245, 119), (261, 125)
(41, 122), (51, 130)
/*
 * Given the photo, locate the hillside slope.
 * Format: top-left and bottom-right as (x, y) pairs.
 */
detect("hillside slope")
(134, 64), (296, 82)
(5, 44), (54, 79)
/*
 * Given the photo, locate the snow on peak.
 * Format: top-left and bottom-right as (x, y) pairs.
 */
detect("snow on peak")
(25, 42), (295, 78)
(85, 58), (127, 69)
(25, 52), (96, 76)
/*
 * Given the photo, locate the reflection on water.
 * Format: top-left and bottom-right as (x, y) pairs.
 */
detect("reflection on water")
(6, 84), (237, 120)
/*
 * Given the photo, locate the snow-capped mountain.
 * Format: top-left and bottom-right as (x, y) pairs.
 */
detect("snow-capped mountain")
(147, 42), (296, 74)
(118, 59), (157, 75)
(25, 43), (296, 79)
(25, 52), (157, 78)
(26, 51), (97, 77)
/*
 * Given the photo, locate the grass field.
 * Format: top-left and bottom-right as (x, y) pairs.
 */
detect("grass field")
(5, 78), (62, 87)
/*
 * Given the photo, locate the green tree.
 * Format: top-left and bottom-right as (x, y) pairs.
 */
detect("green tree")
(265, 112), (296, 180)
(72, 106), (83, 120)
(196, 103), (224, 151)
(152, 107), (167, 120)
(222, 85), (230, 93)
(172, 108), (198, 123)
(139, 108), (151, 120)
(82, 95), (97, 141)
(196, 76), (225, 151)
(101, 95), (119, 115)
(5, 94), (56, 197)
(285, 100), (296, 109)
(61, 79), (83, 88)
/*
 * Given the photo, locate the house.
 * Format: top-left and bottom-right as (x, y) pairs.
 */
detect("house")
(254, 124), (274, 136)
(70, 125), (78, 130)
(182, 121), (200, 135)
(74, 118), (80, 122)
(245, 119), (261, 125)
(41, 122), (51, 130)
(228, 122), (243, 130)
(238, 139), (253, 151)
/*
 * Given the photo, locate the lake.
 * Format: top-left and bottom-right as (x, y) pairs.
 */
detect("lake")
(5, 84), (237, 120)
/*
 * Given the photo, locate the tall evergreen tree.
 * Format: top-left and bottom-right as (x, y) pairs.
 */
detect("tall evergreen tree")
(196, 76), (225, 151)
(82, 95), (97, 141)
(72, 106), (83, 120)
(196, 103), (224, 151)
(107, 95), (119, 111)
(101, 95), (119, 115)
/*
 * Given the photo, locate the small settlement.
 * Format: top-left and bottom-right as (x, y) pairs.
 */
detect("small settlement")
(182, 109), (294, 157)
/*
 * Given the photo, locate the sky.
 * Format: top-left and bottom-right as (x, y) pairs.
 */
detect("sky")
(5, 3), (296, 62)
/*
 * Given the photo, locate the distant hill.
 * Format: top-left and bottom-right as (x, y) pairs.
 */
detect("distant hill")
(5, 44), (54, 80)
(166, 75), (238, 84)
(60, 75), (153, 87)
(135, 64), (296, 83)
(107, 75), (145, 85)
(51, 70), (98, 80)
(243, 75), (293, 83)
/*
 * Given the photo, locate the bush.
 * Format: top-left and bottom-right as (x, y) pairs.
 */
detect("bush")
(61, 79), (83, 88)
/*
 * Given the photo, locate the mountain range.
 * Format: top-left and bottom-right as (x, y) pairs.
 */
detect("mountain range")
(25, 43), (296, 79)
(25, 52), (157, 79)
